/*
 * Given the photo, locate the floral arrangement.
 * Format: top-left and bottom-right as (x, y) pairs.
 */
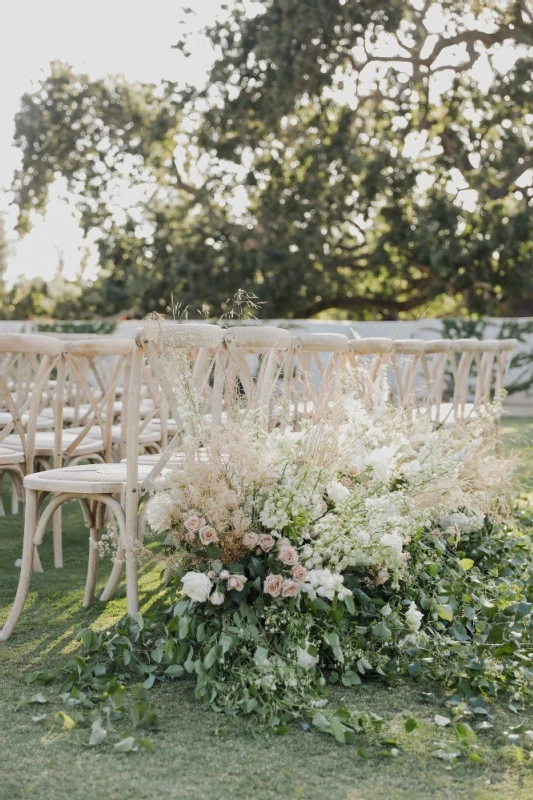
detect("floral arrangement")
(144, 390), (510, 619)
(30, 357), (532, 754)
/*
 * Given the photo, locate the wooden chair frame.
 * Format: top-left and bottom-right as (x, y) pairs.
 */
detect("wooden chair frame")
(0, 323), (224, 641)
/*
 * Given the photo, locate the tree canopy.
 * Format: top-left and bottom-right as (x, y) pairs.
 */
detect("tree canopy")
(7, 0), (533, 319)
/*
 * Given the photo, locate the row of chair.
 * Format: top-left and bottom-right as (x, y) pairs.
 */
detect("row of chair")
(0, 323), (517, 640)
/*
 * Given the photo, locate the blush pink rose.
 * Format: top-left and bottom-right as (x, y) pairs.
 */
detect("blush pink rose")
(263, 574), (283, 597)
(242, 531), (259, 548)
(184, 515), (205, 532)
(185, 531), (196, 544)
(227, 574), (248, 592)
(281, 579), (300, 598)
(275, 537), (291, 551)
(210, 591), (225, 606)
(341, 477), (352, 488)
(291, 564), (307, 582)
(219, 569), (230, 580)
(279, 545), (299, 566)
(199, 525), (219, 545)
(375, 567), (390, 586)
(258, 534), (275, 552)
(316, 500), (328, 515)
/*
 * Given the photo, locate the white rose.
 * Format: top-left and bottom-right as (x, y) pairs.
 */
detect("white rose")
(297, 647), (318, 670)
(405, 601), (423, 632)
(326, 482), (350, 505)
(380, 532), (403, 558)
(181, 572), (213, 603)
(366, 445), (395, 483)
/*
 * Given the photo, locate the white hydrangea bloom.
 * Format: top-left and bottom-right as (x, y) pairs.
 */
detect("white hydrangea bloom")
(405, 601), (423, 631)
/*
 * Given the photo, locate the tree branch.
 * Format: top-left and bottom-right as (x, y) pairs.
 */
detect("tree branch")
(306, 290), (431, 317)
(487, 154), (533, 200)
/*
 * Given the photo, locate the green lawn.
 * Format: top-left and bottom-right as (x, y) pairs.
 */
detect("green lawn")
(0, 418), (532, 800)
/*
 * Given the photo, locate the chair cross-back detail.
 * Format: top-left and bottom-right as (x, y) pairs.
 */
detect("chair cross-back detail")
(346, 338), (394, 408)
(0, 335), (63, 517)
(222, 325), (292, 430)
(283, 333), (349, 424)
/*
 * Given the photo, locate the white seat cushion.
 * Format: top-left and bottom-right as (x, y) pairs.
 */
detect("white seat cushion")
(0, 444), (26, 465)
(24, 463), (154, 493)
(4, 431), (105, 457)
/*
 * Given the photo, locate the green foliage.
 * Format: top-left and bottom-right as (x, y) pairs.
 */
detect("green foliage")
(32, 514), (533, 756)
(35, 319), (117, 335)
(9, 2), (533, 319)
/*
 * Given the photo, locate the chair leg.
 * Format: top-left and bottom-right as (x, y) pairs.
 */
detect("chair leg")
(125, 546), (139, 615)
(52, 509), (63, 568)
(0, 473), (5, 517)
(99, 544), (124, 602)
(100, 530), (138, 612)
(32, 546), (43, 573)
(83, 524), (100, 608)
(0, 489), (39, 641)
(11, 482), (19, 516)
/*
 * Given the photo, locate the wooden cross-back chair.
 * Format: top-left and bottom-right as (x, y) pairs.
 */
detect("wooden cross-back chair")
(445, 338), (518, 422)
(2, 339), (135, 568)
(385, 339), (434, 407)
(0, 334), (63, 516)
(346, 338), (394, 408)
(0, 322), (225, 641)
(282, 333), (349, 424)
(222, 325), (292, 430)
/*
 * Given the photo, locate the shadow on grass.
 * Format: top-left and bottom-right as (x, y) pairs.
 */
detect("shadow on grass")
(0, 491), (163, 674)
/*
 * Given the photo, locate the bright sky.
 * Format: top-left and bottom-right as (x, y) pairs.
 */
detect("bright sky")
(0, 0), (225, 287)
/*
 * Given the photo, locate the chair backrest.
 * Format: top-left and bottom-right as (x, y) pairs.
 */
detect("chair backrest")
(129, 321), (226, 496)
(60, 338), (135, 462)
(449, 338), (518, 419)
(347, 338), (394, 408)
(283, 333), (349, 422)
(222, 325), (292, 427)
(0, 334), (63, 469)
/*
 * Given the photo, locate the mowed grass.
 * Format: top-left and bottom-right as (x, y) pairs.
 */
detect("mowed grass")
(0, 418), (531, 800)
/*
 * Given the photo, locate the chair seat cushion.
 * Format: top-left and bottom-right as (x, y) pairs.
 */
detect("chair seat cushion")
(0, 411), (54, 431)
(110, 425), (161, 446)
(0, 444), (26, 465)
(24, 463), (154, 493)
(3, 431), (105, 457)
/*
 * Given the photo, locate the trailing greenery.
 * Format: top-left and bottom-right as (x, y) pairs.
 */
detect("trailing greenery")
(24, 513), (533, 755)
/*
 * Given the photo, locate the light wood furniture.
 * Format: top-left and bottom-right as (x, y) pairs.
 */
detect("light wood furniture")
(0, 323), (224, 642)
(283, 332), (349, 423)
(222, 325), (292, 430)
(0, 334), (63, 516)
(346, 338), (394, 407)
(445, 338), (518, 422)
